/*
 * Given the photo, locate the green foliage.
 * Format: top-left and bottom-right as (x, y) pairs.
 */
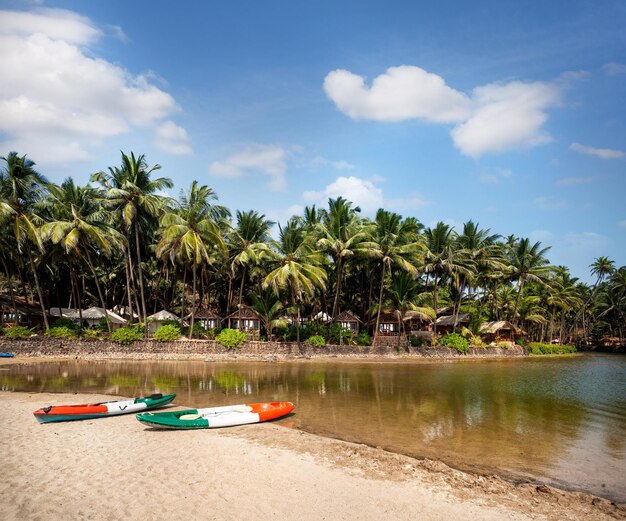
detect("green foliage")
(81, 328), (102, 339)
(305, 335), (326, 347)
(110, 326), (144, 345)
(460, 326), (486, 348)
(302, 322), (330, 340)
(46, 326), (79, 339)
(152, 324), (181, 342)
(408, 334), (428, 347)
(527, 342), (577, 355)
(329, 323), (353, 345)
(440, 333), (470, 353)
(51, 317), (80, 331)
(497, 341), (511, 349)
(356, 331), (372, 346)
(216, 328), (248, 350)
(4, 326), (34, 339)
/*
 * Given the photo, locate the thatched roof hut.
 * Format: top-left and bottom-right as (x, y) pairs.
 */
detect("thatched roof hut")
(435, 313), (470, 334)
(479, 320), (519, 342)
(65, 307), (127, 329)
(226, 306), (261, 333)
(190, 308), (222, 330)
(147, 310), (182, 333)
(333, 310), (361, 333)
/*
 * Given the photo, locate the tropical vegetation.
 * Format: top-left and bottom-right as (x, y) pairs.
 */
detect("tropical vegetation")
(0, 151), (624, 350)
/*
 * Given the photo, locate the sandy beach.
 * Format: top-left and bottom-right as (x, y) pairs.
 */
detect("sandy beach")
(1, 392), (623, 521)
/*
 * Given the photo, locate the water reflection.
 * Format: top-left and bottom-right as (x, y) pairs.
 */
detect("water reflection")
(2, 355), (625, 502)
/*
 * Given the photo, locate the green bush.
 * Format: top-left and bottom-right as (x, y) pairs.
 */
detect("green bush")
(216, 328), (248, 350)
(356, 331), (372, 346)
(408, 335), (429, 347)
(152, 324), (181, 342)
(329, 323), (353, 345)
(527, 342), (577, 355)
(305, 335), (326, 347)
(81, 329), (101, 339)
(440, 332), (470, 353)
(111, 326), (144, 345)
(46, 326), (79, 339)
(3, 326), (33, 339)
(51, 317), (80, 330)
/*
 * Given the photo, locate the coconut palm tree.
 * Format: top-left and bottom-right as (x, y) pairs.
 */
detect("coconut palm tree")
(157, 181), (226, 338)
(249, 287), (284, 339)
(92, 152), (173, 328)
(0, 152), (50, 329)
(370, 210), (424, 338)
(41, 179), (125, 332)
(263, 220), (327, 344)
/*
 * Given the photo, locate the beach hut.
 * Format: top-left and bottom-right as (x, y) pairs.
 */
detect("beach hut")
(226, 306), (262, 336)
(147, 310), (182, 334)
(66, 307), (127, 329)
(190, 308), (222, 330)
(479, 321), (518, 342)
(375, 311), (401, 336)
(435, 313), (470, 335)
(0, 295), (47, 327)
(333, 310), (361, 335)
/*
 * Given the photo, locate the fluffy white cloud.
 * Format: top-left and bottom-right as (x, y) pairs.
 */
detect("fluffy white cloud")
(324, 66), (561, 158)
(209, 144), (287, 191)
(0, 7), (188, 162)
(570, 143), (624, 159)
(324, 66), (471, 123)
(452, 82), (559, 157)
(154, 121), (192, 155)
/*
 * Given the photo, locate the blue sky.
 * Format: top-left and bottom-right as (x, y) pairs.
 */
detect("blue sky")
(1, 0), (625, 281)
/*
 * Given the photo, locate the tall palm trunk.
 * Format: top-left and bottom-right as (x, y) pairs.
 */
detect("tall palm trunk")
(27, 249), (49, 330)
(179, 268), (187, 322)
(237, 265), (247, 310)
(69, 264), (82, 327)
(1, 259), (19, 327)
(513, 277), (525, 326)
(433, 275), (439, 336)
(374, 263), (386, 338)
(85, 249), (112, 333)
(134, 224), (148, 334)
(123, 249), (135, 323)
(189, 263), (197, 339)
(332, 258), (343, 318)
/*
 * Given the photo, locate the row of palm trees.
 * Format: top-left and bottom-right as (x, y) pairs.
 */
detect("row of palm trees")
(1, 151), (624, 346)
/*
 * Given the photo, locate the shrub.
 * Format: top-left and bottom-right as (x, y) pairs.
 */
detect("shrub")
(216, 328), (247, 350)
(3, 326), (34, 339)
(51, 317), (80, 331)
(408, 335), (428, 347)
(111, 326), (144, 345)
(329, 323), (353, 345)
(440, 332), (470, 353)
(152, 324), (181, 342)
(497, 341), (511, 349)
(356, 331), (372, 346)
(81, 329), (101, 339)
(46, 326), (79, 339)
(527, 342), (577, 355)
(305, 335), (326, 347)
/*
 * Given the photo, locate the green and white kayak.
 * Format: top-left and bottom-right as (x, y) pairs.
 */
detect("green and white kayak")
(136, 401), (295, 429)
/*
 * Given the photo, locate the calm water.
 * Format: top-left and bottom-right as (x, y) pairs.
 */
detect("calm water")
(2, 355), (625, 501)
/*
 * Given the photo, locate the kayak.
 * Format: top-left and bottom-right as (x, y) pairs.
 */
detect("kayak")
(33, 393), (176, 423)
(0, 353), (14, 358)
(136, 401), (294, 429)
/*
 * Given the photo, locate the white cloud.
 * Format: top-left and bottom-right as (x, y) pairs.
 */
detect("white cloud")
(452, 81), (559, 157)
(555, 176), (594, 186)
(309, 156), (355, 170)
(0, 7), (187, 163)
(324, 65), (560, 158)
(154, 121), (192, 155)
(323, 66), (471, 123)
(563, 232), (609, 250)
(209, 144), (287, 191)
(570, 142), (624, 160)
(479, 167), (513, 184)
(603, 62), (626, 76)
(534, 196), (567, 210)
(303, 175), (429, 216)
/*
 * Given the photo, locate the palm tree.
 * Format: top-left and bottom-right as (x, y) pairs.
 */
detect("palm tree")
(229, 210), (274, 318)
(41, 179), (125, 332)
(0, 152), (50, 329)
(157, 181), (225, 338)
(263, 220), (327, 344)
(370, 210), (424, 338)
(249, 287), (284, 339)
(509, 238), (552, 326)
(92, 152), (173, 328)
(590, 256), (615, 289)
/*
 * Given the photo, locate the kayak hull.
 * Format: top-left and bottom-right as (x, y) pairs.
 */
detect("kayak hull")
(136, 401), (294, 429)
(0, 353), (14, 358)
(33, 393), (176, 423)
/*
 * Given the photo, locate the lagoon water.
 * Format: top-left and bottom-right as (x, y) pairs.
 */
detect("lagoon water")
(2, 354), (625, 502)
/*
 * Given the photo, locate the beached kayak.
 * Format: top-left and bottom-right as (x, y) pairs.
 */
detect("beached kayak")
(33, 393), (176, 423)
(136, 401), (294, 429)
(0, 353), (14, 358)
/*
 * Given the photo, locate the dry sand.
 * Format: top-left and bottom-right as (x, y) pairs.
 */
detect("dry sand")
(0, 392), (623, 521)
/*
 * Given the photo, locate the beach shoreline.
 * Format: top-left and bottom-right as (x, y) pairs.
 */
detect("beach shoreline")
(1, 390), (623, 521)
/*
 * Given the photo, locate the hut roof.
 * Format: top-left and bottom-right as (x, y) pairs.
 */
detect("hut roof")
(0, 294), (45, 316)
(148, 310), (180, 322)
(479, 321), (517, 334)
(226, 306), (261, 320)
(66, 307), (126, 324)
(334, 310), (361, 323)
(191, 308), (222, 320)
(436, 306), (453, 317)
(312, 311), (331, 323)
(435, 313), (470, 326)
(404, 310), (435, 323)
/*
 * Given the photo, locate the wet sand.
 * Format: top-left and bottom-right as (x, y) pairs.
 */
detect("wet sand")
(1, 392), (623, 521)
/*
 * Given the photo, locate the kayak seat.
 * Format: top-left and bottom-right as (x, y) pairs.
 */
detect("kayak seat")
(179, 414), (201, 421)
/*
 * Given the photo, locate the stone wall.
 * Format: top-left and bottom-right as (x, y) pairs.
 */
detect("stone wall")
(0, 336), (528, 359)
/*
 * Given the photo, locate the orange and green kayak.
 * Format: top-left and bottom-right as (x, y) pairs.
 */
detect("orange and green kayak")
(136, 401), (294, 429)
(33, 393), (176, 423)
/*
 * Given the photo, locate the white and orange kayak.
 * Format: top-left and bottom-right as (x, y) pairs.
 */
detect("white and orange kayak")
(136, 401), (294, 429)
(33, 393), (176, 423)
